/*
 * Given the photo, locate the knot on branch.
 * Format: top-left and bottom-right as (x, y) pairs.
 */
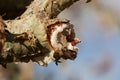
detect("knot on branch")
(46, 19), (80, 65)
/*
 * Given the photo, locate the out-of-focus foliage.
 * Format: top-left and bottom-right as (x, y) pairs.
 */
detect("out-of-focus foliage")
(0, 0), (33, 19)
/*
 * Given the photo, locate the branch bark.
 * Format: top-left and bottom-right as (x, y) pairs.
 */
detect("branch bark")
(0, 0), (80, 67)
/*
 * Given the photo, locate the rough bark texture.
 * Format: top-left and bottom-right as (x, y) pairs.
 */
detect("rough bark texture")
(0, 0), (82, 67)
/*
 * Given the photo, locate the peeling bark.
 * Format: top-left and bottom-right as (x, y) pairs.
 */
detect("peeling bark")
(0, 0), (81, 67)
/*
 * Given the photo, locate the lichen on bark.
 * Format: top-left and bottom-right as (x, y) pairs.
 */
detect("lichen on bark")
(0, 0), (81, 67)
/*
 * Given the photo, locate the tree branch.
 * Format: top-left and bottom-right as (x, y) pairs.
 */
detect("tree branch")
(0, 0), (81, 67)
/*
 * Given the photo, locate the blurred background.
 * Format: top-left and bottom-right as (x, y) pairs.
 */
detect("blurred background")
(0, 0), (120, 80)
